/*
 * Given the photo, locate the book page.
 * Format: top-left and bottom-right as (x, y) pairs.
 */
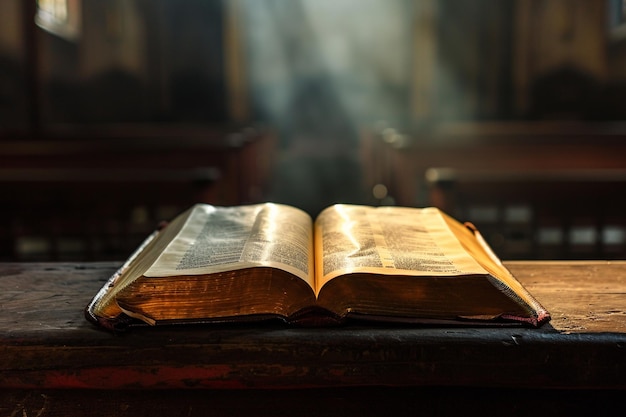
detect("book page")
(145, 203), (315, 289)
(441, 214), (545, 316)
(314, 205), (488, 293)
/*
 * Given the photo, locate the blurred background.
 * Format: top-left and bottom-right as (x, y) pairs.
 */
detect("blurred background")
(1, 0), (626, 262)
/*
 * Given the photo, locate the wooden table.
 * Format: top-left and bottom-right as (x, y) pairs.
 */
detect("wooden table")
(1, 261), (625, 416)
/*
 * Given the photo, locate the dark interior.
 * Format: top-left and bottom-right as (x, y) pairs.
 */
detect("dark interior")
(2, 0), (626, 261)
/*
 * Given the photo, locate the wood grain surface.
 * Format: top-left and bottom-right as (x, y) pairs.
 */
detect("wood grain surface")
(0, 261), (624, 391)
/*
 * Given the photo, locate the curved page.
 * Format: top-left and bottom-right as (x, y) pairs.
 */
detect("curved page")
(145, 203), (315, 290)
(314, 205), (488, 293)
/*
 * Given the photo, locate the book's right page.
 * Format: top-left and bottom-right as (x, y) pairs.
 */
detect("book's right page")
(313, 205), (489, 294)
(313, 204), (550, 326)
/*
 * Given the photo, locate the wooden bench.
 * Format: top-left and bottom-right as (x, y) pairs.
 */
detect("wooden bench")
(360, 121), (626, 208)
(425, 167), (626, 260)
(0, 260), (625, 416)
(0, 125), (276, 261)
(360, 122), (626, 260)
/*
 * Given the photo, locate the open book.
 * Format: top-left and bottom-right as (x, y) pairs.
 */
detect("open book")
(86, 203), (550, 330)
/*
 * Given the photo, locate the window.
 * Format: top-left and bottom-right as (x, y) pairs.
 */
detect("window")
(609, 0), (626, 40)
(36, 0), (81, 41)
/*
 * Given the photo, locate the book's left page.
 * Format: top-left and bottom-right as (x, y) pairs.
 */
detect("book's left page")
(145, 203), (315, 286)
(87, 203), (316, 328)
